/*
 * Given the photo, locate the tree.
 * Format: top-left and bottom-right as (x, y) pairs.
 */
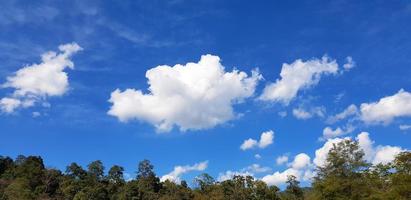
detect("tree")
(14, 156), (45, 192)
(87, 160), (105, 181)
(136, 159), (161, 200)
(194, 173), (215, 193)
(108, 165), (125, 184)
(284, 175), (303, 200)
(137, 159), (155, 179)
(66, 162), (87, 180)
(3, 178), (34, 200)
(312, 139), (370, 199)
(0, 156), (13, 177)
(389, 151), (411, 199)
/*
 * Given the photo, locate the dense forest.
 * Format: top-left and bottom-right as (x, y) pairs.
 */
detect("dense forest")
(0, 140), (410, 200)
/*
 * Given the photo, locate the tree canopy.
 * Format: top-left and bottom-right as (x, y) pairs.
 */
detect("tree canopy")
(0, 141), (410, 200)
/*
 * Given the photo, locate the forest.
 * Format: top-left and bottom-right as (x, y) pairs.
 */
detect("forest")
(0, 140), (410, 200)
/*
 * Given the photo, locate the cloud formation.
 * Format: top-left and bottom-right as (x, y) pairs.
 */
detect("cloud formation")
(240, 130), (274, 150)
(160, 161), (208, 183)
(314, 132), (407, 167)
(360, 89), (411, 125)
(0, 43), (82, 113)
(356, 132), (407, 165)
(262, 153), (312, 186)
(276, 155), (289, 165)
(327, 104), (358, 124)
(343, 56), (355, 71)
(321, 125), (354, 140)
(259, 56), (339, 104)
(292, 106), (325, 120)
(108, 54), (261, 132)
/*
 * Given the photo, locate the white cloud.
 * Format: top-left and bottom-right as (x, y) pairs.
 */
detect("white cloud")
(240, 139), (258, 150)
(399, 124), (411, 130)
(343, 56), (355, 71)
(259, 56), (339, 104)
(292, 108), (312, 119)
(262, 153), (312, 186)
(292, 106), (325, 120)
(240, 130), (274, 150)
(261, 168), (301, 186)
(160, 161), (208, 183)
(0, 43), (82, 113)
(244, 164), (271, 173)
(327, 104), (358, 124)
(321, 125), (354, 140)
(107, 54), (261, 132)
(373, 146), (404, 165)
(360, 89), (411, 125)
(357, 132), (407, 165)
(356, 132), (375, 162)
(290, 153), (311, 169)
(263, 132), (407, 186)
(259, 130), (274, 148)
(322, 127), (344, 139)
(314, 132), (407, 167)
(0, 97), (22, 113)
(276, 155), (289, 165)
(254, 154), (262, 159)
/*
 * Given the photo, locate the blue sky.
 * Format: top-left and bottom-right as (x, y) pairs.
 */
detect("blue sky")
(1, 0), (411, 186)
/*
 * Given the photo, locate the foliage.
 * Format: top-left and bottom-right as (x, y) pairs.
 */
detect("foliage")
(0, 142), (409, 200)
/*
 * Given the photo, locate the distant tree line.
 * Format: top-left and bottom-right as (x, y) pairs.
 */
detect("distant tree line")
(0, 140), (410, 200)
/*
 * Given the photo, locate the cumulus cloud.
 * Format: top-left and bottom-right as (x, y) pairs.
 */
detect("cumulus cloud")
(327, 104), (358, 124)
(240, 130), (274, 150)
(259, 56), (339, 104)
(290, 153), (311, 169)
(264, 132), (407, 186)
(262, 153), (312, 186)
(314, 132), (407, 167)
(261, 168), (301, 186)
(0, 43), (82, 113)
(276, 155), (289, 165)
(107, 54), (261, 132)
(254, 154), (262, 159)
(160, 161), (208, 183)
(357, 132), (407, 165)
(373, 146), (404, 165)
(240, 139), (258, 150)
(292, 106), (325, 120)
(360, 89), (411, 125)
(321, 125), (354, 140)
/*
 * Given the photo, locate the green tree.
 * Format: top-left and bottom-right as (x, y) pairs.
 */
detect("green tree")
(312, 140), (370, 200)
(135, 159), (161, 200)
(87, 160), (105, 181)
(389, 151), (411, 199)
(3, 178), (34, 200)
(284, 175), (303, 200)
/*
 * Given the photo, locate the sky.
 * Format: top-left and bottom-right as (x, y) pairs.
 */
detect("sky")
(0, 0), (411, 187)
